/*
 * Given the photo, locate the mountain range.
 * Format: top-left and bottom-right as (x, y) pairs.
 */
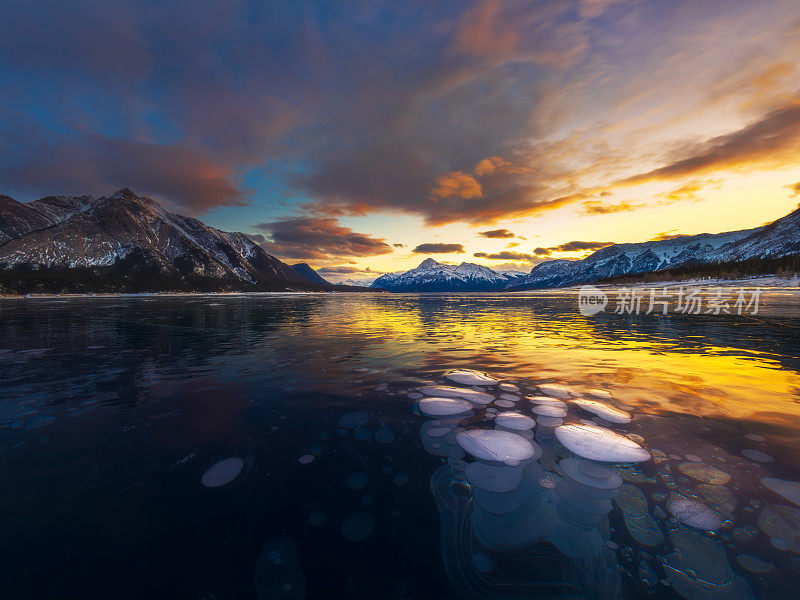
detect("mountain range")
(372, 205), (800, 292)
(371, 258), (526, 291)
(1, 188), (797, 294)
(0, 189), (363, 294)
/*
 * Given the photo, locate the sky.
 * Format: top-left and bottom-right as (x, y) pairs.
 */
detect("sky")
(1, 0), (799, 283)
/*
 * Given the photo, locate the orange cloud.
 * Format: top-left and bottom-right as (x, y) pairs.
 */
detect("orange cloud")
(474, 156), (527, 177)
(581, 200), (642, 215)
(430, 171), (482, 200)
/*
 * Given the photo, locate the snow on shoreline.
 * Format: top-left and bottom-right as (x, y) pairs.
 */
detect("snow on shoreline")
(1, 276), (797, 300)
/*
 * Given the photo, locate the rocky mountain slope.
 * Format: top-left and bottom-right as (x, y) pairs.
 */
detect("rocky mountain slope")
(290, 263), (331, 286)
(0, 189), (339, 293)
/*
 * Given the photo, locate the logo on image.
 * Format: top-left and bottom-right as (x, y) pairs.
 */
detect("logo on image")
(578, 285), (608, 316)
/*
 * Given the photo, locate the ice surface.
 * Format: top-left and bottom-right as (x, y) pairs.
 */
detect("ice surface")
(347, 472), (369, 489)
(341, 512), (375, 542)
(338, 412), (369, 429)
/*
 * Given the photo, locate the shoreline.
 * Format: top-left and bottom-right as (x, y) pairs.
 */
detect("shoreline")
(2, 276), (798, 300)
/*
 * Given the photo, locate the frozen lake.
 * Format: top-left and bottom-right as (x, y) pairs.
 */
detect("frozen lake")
(1, 290), (800, 599)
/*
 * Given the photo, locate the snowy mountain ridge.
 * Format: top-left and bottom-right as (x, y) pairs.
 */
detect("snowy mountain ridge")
(510, 206), (800, 289)
(0, 189), (333, 293)
(371, 258), (524, 291)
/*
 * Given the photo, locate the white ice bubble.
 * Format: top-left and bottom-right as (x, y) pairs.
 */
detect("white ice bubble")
(418, 385), (494, 405)
(494, 400), (515, 408)
(527, 396), (567, 409)
(532, 404), (567, 418)
(298, 455), (315, 464)
(472, 553), (494, 573)
(308, 510), (327, 527)
(341, 512), (375, 542)
(742, 449), (773, 463)
(498, 383), (519, 393)
(571, 399), (632, 424)
(761, 477), (800, 507)
(668, 495), (723, 531)
(374, 425), (395, 444)
(587, 388), (613, 400)
(393, 473), (410, 486)
(555, 423), (650, 463)
(338, 412), (369, 429)
(736, 554), (772, 574)
(539, 477), (557, 489)
(677, 462), (730, 485)
(26, 415), (59, 429)
(445, 369), (498, 386)
(419, 397), (473, 416)
(456, 429), (541, 466)
(536, 416), (563, 427)
(465, 462), (523, 493)
(537, 383), (574, 398)
(560, 458), (622, 491)
(347, 472), (369, 489)
(499, 393), (520, 402)
(744, 433), (766, 442)
(494, 412), (535, 431)
(426, 427), (452, 438)
(624, 513), (664, 547)
(201, 457), (244, 488)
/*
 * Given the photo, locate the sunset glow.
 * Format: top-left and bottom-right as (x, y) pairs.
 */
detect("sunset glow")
(2, 1), (799, 282)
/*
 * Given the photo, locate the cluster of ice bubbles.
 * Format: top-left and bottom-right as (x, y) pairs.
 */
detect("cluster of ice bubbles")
(413, 368), (800, 600)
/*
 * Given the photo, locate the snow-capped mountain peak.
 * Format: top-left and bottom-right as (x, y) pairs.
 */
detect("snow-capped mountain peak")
(371, 258), (523, 291)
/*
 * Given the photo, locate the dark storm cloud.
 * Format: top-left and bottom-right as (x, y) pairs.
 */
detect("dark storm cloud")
(412, 243), (466, 254)
(473, 251), (536, 261)
(0, 113), (245, 211)
(0, 0), (598, 221)
(533, 240), (613, 256)
(256, 217), (392, 260)
(478, 229), (516, 238)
